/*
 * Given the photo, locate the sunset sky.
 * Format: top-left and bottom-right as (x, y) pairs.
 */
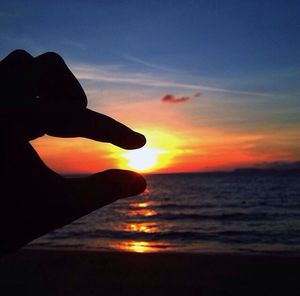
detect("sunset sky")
(1, 0), (299, 174)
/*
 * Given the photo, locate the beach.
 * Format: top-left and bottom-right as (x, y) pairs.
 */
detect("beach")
(1, 173), (299, 295)
(0, 249), (299, 295)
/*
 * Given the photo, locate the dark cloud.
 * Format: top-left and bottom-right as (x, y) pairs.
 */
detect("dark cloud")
(193, 92), (201, 98)
(161, 94), (190, 103)
(161, 92), (201, 104)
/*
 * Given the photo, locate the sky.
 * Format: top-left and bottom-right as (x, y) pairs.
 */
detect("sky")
(1, 0), (300, 173)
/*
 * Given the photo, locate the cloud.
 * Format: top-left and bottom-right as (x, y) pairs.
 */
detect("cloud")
(71, 62), (267, 96)
(161, 94), (190, 103)
(161, 92), (201, 104)
(123, 54), (172, 72)
(61, 40), (86, 50)
(193, 92), (202, 98)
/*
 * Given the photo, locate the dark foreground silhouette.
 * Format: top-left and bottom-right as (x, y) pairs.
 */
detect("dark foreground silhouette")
(0, 50), (146, 255)
(1, 250), (299, 296)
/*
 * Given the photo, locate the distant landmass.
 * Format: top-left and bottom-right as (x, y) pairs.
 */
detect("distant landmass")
(231, 160), (300, 175)
(185, 160), (300, 176)
(256, 160), (300, 170)
(63, 161), (300, 178)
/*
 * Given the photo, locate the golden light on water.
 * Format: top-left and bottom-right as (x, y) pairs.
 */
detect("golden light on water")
(110, 241), (171, 253)
(130, 201), (152, 208)
(126, 199), (158, 217)
(128, 208), (157, 217)
(123, 222), (158, 233)
(110, 199), (173, 253)
(115, 241), (151, 253)
(126, 241), (149, 253)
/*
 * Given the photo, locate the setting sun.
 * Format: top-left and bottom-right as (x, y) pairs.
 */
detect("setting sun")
(115, 128), (182, 173)
(122, 147), (165, 172)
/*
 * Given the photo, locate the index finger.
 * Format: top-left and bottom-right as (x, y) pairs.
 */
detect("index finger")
(45, 108), (146, 150)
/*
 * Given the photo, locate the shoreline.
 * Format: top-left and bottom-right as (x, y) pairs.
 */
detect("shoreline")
(24, 245), (300, 257)
(1, 249), (299, 295)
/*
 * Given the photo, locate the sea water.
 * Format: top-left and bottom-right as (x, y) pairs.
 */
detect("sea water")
(30, 172), (300, 254)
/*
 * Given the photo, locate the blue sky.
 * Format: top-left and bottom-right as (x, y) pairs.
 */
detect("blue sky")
(1, 0), (299, 172)
(1, 0), (299, 82)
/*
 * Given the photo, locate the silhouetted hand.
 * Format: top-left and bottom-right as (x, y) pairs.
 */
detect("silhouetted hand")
(0, 50), (146, 255)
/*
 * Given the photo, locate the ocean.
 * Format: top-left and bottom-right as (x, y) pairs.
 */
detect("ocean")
(30, 172), (300, 255)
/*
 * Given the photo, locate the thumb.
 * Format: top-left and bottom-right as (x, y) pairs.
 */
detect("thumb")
(67, 169), (147, 217)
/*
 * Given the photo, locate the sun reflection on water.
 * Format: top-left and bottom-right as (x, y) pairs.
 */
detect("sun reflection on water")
(129, 209), (157, 217)
(127, 200), (157, 216)
(131, 202), (149, 208)
(123, 222), (158, 233)
(110, 241), (171, 253)
(110, 196), (173, 253)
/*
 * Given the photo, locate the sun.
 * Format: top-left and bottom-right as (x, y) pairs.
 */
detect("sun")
(108, 128), (180, 173)
(122, 147), (164, 172)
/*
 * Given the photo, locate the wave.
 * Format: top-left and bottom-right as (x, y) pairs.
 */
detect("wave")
(44, 228), (300, 245)
(32, 173), (300, 254)
(126, 211), (300, 222)
(127, 202), (300, 212)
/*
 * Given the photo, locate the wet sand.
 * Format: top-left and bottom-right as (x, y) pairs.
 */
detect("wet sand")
(0, 249), (299, 295)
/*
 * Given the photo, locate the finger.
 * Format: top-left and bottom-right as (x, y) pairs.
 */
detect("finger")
(67, 169), (147, 217)
(0, 50), (41, 139)
(0, 49), (33, 69)
(0, 49), (35, 96)
(45, 108), (146, 149)
(34, 52), (87, 109)
(76, 109), (147, 149)
(32, 52), (146, 149)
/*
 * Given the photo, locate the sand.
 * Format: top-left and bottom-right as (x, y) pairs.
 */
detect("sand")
(0, 249), (299, 295)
